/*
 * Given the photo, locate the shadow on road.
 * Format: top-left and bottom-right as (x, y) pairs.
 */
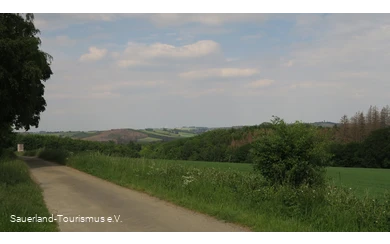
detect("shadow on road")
(19, 156), (63, 169)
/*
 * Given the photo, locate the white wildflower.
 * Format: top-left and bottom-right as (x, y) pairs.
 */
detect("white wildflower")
(182, 175), (195, 186)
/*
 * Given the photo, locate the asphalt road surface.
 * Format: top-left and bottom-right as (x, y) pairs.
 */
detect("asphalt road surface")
(22, 156), (249, 232)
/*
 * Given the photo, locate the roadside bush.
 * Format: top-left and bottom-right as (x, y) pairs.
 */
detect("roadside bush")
(16, 134), (140, 158)
(0, 148), (16, 160)
(22, 149), (41, 157)
(37, 148), (70, 165)
(251, 116), (332, 188)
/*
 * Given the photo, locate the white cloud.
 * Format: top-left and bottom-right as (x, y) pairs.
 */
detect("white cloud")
(246, 79), (275, 88)
(34, 18), (49, 30)
(284, 60), (294, 67)
(79, 47), (107, 62)
(127, 40), (219, 58)
(116, 40), (221, 67)
(287, 14), (390, 68)
(179, 68), (259, 79)
(143, 40), (220, 58)
(117, 60), (148, 68)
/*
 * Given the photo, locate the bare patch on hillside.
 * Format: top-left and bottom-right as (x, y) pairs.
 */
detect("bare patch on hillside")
(82, 129), (148, 144)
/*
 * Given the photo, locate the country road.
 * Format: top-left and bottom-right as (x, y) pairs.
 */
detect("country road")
(22, 156), (249, 232)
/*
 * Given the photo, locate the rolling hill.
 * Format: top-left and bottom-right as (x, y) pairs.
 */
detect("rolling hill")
(27, 127), (202, 144)
(24, 122), (337, 144)
(81, 129), (148, 144)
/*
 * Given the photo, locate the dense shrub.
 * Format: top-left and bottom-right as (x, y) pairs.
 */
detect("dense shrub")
(0, 125), (16, 157)
(37, 148), (70, 165)
(251, 117), (332, 187)
(15, 134), (141, 158)
(0, 148), (16, 161)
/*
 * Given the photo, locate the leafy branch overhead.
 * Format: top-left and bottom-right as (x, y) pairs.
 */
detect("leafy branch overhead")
(0, 13), (53, 132)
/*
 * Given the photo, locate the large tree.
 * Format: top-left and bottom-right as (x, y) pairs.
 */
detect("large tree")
(366, 105), (373, 134)
(0, 13), (52, 140)
(338, 114), (350, 142)
(380, 105), (389, 128)
(357, 111), (366, 142)
(350, 112), (359, 142)
(371, 105), (380, 131)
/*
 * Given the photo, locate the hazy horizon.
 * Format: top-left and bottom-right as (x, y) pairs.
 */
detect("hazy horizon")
(26, 14), (390, 132)
(21, 121), (339, 133)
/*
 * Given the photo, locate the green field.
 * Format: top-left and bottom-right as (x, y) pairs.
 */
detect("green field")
(54, 152), (389, 231)
(176, 127), (207, 132)
(25, 131), (101, 139)
(178, 132), (197, 137)
(24, 128), (199, 144)
(0, 155), (58, 231)
(140, 129), (198, 139)
(138, 159), (390, 197)
(140, 129), (181, 138)
(137, 137), (162, 143)
(326, 167), (390, 197)
(177, 127), (194, 131)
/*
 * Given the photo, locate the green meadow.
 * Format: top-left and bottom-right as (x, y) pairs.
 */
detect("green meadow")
(36, 151), (390, 232)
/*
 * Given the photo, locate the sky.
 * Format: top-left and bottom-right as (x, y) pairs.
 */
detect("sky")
(29, 13), (390, 131)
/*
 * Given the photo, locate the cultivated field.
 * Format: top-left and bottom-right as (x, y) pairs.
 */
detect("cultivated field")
(23, 127), (200, 144)
(158, 160), (390, 198)
(326, 167), (390, 197)
(137, 137), (162, 143)
(37, 151), (390, 231)
(80, 129), (147, 143)
(139, 128), (198, 141)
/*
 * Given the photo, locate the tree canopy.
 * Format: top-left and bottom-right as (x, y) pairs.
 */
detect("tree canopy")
(0, 13), (52, 132)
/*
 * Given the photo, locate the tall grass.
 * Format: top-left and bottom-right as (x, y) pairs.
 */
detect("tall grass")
(59, 151), (390, 232)
(0, 153), (58, 231)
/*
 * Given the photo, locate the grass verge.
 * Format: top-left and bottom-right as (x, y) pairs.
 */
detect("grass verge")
(0, 152), (58, 231)
(23, 148), (390, 198)
(39, 149), (390, 231)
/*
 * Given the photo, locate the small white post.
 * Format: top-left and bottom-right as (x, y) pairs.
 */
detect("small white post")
(17, 144), (24, 152)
